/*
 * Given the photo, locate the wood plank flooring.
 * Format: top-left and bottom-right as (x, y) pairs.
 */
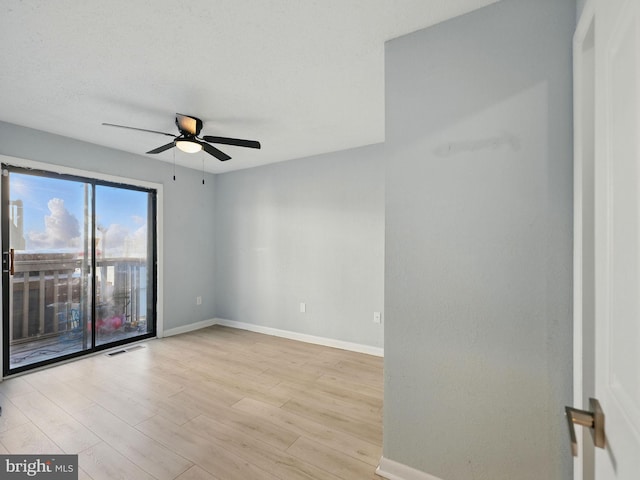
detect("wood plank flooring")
(0, 325), (384, 479)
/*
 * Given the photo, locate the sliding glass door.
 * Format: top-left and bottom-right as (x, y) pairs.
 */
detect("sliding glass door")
(94, 184), (154, 346)
(2, 165), (156, 375)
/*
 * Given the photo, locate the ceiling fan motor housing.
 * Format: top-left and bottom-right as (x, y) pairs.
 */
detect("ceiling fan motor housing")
(176, 114), (203, 136)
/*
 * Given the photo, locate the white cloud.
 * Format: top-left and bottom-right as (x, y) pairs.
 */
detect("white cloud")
(100, 224), (128, 256)
(25, 199), (149, 256)
(27, 198), (81, 250)
(125, 225), (148, 257)
(100, 223), (147, 258)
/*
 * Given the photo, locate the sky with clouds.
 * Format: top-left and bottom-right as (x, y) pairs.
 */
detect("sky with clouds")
(10, 172), (150, 257)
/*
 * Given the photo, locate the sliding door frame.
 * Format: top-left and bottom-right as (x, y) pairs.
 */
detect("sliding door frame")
(0, 154), (164, 377)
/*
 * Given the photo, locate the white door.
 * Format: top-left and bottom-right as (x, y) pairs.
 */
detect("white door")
(593, 0), (640, 477)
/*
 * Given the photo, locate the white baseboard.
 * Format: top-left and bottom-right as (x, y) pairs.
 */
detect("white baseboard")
(214, 318), (384, 357)
(376, 457), (443, 480)
(161, 318), (217, 338)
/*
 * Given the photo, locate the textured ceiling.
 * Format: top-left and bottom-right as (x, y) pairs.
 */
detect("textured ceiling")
(0, 0), (497, 173)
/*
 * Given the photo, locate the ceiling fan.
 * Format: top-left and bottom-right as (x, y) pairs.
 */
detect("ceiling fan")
(103, 113), (261, 162)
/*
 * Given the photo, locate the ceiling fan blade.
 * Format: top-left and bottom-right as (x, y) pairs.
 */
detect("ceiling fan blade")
(146, 142), (175, 154)
(102, 123), (175, 137)
(202, 142), (231, 161)
(202, 136), (261, 149)
(176, 113), (203, 136)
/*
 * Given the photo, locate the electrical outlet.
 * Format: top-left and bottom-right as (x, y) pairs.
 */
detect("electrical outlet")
(373, 312), (382, 324)
(300, 302), (306, 313)
(196, 296), (202, 305)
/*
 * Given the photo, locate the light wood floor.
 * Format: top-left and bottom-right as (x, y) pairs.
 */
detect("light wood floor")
(0, 325), (384, 479)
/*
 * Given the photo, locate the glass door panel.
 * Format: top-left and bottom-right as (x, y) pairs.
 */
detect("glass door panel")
(94, 185), (154, 346)
(3, 171), (93, 372)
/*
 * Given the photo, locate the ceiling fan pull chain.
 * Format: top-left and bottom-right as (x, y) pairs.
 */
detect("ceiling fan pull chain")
(173, 148), (176, 181)
(202, 156), (205, 185)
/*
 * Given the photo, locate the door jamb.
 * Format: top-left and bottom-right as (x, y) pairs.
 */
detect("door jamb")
(573, 2), (596, 479)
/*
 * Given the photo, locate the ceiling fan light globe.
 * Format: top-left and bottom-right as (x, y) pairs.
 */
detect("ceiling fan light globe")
(175, 139), (202, 153)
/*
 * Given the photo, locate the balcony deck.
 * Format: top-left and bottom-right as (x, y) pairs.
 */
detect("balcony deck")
(9, 327), (146, 370)
(7, 251), (151, 371)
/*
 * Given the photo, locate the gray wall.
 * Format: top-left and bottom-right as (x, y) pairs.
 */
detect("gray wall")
(0, 121), (216, 332)
(576, 0), (587, 20)
(383, 0), (574, 478)
(214, 145), (385, 348)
